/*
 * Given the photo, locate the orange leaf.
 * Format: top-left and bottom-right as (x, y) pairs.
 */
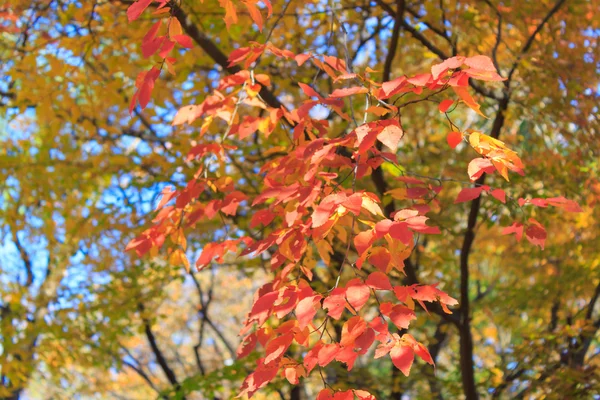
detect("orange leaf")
(168, 17), (182, 37)
(446, 131), (462, 149)
(243, 0), (263, 31)
(377, 120), (404, 151)
(452, 86), (486, 117)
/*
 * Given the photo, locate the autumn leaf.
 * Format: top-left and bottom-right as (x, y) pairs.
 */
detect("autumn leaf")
(447, 131), (463, 149)
(390, 344), (414, 376)
(455, 187), (485, 203)
(127, 0), (153, 22)
(438, 99), (454, 113)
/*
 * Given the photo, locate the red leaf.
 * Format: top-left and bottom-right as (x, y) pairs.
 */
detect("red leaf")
(264, 333), (293, 364)
(316, 389), (334, 400)
(388, 222), (413, 245)
(382, 76), (407, 96)
(406, 73), (432, 86)
(298, 82), (322, 99)
(502, 222), (524, 242)
(173, 34), (194, 48)
(525, 218), (547, 249)
(329, 86), (368, 98)
(454, 186), (485, 203)
(431, 56), (465, 79)
(365, 271), (392, 290)
(324, 55), (348, 72)
(295, 295), (321, 329)
(340, 316), (367, 347)
(355, 123), (379, 154)
(345, 279), (370, 311)
(317, 389), (334, 400)
(143, 20), (162, 45)
(127, 0), (153, 22)
(228, 47), (251, 66)
(546, 196), (583, 213)
(368, 247), (391, 272)
(490, 188), (506, 203)
(438, 99), (454, 113)
(388, 305), (416, 329)
(250, 209), (275, 228)
(248, 290), (278, 326)
(374, 219), (393, 237)
(237, 332), (257, 359)
(413, 341), (434, 365)
(390, 345), (414, 376)
(158, 39), (175, 58)
(354, 229), (375, 256)
(323, 288), (347, 319)
(318, 343), (341, 366)
(446, 131), (462, 149)
(332, 391), (354, 400)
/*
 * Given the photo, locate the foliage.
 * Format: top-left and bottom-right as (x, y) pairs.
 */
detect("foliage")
(1, 0), (599, 399)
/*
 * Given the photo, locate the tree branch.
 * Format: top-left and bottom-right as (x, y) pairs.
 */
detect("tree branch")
(382, 0), (405, 82)
(137, 303), (183, 395)
(507, 0), (567, 81)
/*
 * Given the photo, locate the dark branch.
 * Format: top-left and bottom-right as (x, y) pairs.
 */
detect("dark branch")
(506, 0), (567, 81)
(137, 303), (182, 394)
(382, 0), (406, 82)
